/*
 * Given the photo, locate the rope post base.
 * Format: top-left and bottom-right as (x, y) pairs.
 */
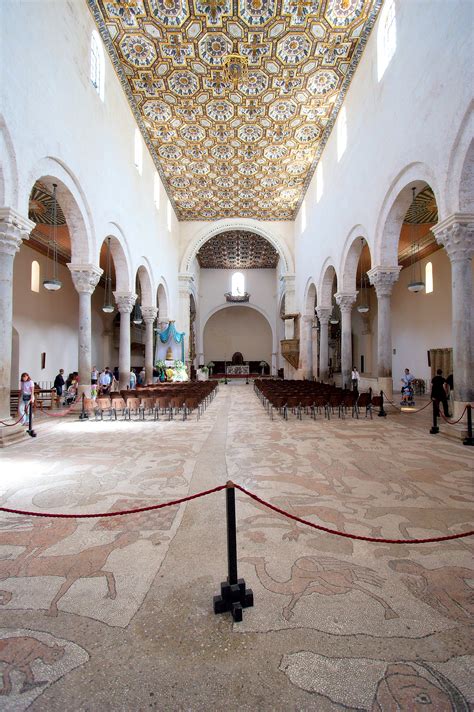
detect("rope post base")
(27, 403), (37, 438)
(246, 375), (249, 385)
(378, 390), (386, 417)
(463, 405), (474, 446)
(213, 482), (253, 622)
(78, 392), (89, 421)
(430, 400), (439, 434)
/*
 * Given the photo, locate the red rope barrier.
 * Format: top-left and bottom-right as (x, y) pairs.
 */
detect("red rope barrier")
(233, 484), (474, 544)
(381, 392), (433, 414)
(0, 403), (29, 427)
(0, 484), (226, 519)
(439, 406), (469, 426)
(39, 402), (77, 418)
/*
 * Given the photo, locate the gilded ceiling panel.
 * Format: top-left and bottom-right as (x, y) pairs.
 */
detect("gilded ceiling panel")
(88, 0), (381, 220)
(197, 230), (279, 267)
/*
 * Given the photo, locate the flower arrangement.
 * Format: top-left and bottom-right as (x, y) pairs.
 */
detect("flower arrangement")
(174, 360), (184, 370)
(155, 359), (166, 372)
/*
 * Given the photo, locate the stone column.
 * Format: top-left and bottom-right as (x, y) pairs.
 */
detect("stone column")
(361, 312), (372, 375)
(367, 266), (401, 399)
(178, 274), (194, 366)
(335, 292), (357, 389)
(316, 306), (332, 382)
(300, 315), (313, 379)
(0, 209), (35, 446)
(114, 292), (137, 390)
(433, 215), (474, 413)
(68, 264), (102, 398)
(311, 322), (319, 379)
(141, 306), (158, 385)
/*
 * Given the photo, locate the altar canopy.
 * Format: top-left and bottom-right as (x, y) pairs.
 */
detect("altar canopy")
(155, 322), (186, 363)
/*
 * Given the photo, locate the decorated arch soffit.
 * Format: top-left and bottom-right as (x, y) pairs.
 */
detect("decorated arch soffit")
(197, 229), (279, 267)
(88, 0), (382, 220)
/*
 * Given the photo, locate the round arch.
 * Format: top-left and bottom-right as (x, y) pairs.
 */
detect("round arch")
(318, 261), (338, 307)
(136, 263), (154, 307)
(303, 279), (317, 316)
(202, 303), (275, 363)
(0, 114), (19, 209)
(180, 219), (294, 274)
(157, 280), (170, 320)
(374, 162), (443, 266)
(100, 222), (133, 294)
(339, 226), (372, 294)
(445, 102), (474, 214)
(21, 156), (95, 264)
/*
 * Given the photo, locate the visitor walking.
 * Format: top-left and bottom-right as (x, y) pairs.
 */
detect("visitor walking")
(130, 369), (137, 389)
(351, 367), (360, 392)
(53, 369), (65, 397)
(19, 372), (35, 425)
(99, 367), (112, 395)
(431, 369), (450, 417)
(91, 366), (99, 385)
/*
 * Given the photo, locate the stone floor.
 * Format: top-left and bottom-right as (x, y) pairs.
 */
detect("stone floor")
(0, 383), (472, 711)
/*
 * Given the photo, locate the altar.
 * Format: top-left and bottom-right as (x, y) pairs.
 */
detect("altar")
(226, 364), (249, 375)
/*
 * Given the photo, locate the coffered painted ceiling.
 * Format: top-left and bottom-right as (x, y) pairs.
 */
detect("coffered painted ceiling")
(88, 0), (381, 220)
(197, 230), (279, 267)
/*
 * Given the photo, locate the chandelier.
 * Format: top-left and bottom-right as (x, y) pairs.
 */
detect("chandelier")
(43, 184), (62, 291)
(357, 237), (370, 313)
(222, 53), (248, 87)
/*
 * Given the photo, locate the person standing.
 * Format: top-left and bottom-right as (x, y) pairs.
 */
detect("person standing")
(129, 369), (137, 389)
(431, 368), (450, 417)
(351, 366), (360, 392)
(53, 369), (65, 397)
(91, 366), (99, 385)
(19, 372), (35, 425)
(99, 367), (112, 395)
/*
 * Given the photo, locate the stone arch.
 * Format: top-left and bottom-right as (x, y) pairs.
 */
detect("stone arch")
(303, 279), (317, 316)
(445, 101), (474, 213)
(22, 156), (94, 264)
(0, 114), (19, 208)
(202, 302), (276, 346)
(318, 261), (338, 307)
(339, 225), (372, 293)
(180, 219), (294, 274)
(374, 162), (443, 266)
(157, 280), (170, 320)
(101, 231), (131, 295)
(136, 263), (154, 307)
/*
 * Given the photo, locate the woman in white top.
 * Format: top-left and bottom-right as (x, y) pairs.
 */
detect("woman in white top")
(351, 367), (360, 392)
(19, 372), (35, 425)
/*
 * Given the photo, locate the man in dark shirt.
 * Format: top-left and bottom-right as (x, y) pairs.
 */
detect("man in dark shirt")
(431, 369), (450, 417)
(53, 369), (65, 396)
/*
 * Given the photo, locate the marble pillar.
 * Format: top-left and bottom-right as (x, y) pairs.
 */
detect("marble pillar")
(311, 323), (319, 379)
(141, 305), (158, 385)
(114, 292), (137, 390)
(69, 264), (102, 398)
(178, 274), (193, 366)
(301, 315), (313, 379)
(316, 306), (332, 382)
(433, 215), (474, 413)
(368, 266), (401, 399)
(0, 208), (35, 446)
(335, 292), (357, 389)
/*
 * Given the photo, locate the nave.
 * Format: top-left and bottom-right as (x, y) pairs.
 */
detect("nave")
(0, 383), (472, 710)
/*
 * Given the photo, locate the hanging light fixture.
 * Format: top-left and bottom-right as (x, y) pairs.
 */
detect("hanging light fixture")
(407, 187), (425, 293)
(330, 295), (339, 325)
(102, 237), (114, 313)
(132, 278), (143, 325)
(357, 237), (370, 313)
(43, 184), (62, 291)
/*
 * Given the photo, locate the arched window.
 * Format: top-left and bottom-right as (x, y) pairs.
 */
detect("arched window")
(31, 260), (40, 293)
(90, 31), (105, 101)
(134, 128), (143, 175)
(337, 106), (347, 161)
(232, 272), (245, 297)
(425, 261), (433, 294)
(316, 160), (324, 203)
(377, 0), (397, 81)
(154, 171), (160, 210)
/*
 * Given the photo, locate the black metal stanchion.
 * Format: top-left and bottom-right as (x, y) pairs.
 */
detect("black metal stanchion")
(430, 399), (439, 434)
(463, 404), (473, 446)
(79, 392), (89, 420)
(377, 390), (386, 417)
(246, 375), (249, 385)
(214, 482), (254, 622)
(26, 402), (37, 438)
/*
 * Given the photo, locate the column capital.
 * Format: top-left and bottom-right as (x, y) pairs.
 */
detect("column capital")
(367, 265), (401, 297)
(316, 306), (332, 325)
(141, 306), (158, 323)
(334, 292), (358, 312)
(68, 263), (102, 294)
(178, 273), (194, 286)
(0, 208), (35, 256)
(432, 214), (474, 262)
(114, 292), (137, 313)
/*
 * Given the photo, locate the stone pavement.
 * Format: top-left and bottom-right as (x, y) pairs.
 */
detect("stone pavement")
(0, 383), (472, 710)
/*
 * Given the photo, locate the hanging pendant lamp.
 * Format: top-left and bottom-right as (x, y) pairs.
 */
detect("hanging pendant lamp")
(102, 237), (114, 313)
(357, 237), (370, 313)
(43, 184), (62, 291)
(407, 187), (425, 292)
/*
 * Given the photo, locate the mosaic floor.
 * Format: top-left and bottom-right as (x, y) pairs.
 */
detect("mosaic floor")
(0, 383), (472, 710)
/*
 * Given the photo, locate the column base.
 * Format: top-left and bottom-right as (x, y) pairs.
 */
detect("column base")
(0, 423), (26, 448)
(377, 377), (393, 402)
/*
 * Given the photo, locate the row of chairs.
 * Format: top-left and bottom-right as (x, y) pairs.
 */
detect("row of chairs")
(254, 380), (373, 421)
(87, 382), (218, 421)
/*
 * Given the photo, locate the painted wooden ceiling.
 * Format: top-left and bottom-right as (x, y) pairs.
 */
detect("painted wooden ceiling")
(88, 0), (381, 220)
(197, 229), (279, 267)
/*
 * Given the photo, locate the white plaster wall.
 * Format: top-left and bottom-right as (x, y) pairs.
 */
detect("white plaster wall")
(203, 307), (272, 364)
(294, 0), (473, 308)
(11, 244), (105, 387)
(1, 0), (180, 315)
